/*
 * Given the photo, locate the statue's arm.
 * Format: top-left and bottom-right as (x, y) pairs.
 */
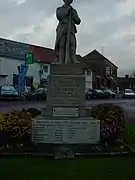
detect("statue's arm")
(71, 9), (81, 25)
(56, 7), (68, 21)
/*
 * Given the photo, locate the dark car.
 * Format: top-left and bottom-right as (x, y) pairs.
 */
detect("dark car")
(91, 89), (104, 99)
(25, 88), (47, 100)
(0, 85), (19, 100)
(85, 89), (92, 100)
(102, 89), (116, 99)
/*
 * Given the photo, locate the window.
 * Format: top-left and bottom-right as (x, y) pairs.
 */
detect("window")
(43, 65), (48, 73)
(26, 76), (33, 86)
(39, 70), (43, 76)
(13, 74), (19, 86)
(110, 68), (112, 75)
(86, 70), (91, 76)
(13, 74), (33, 87)
(106, 67), (110, 75)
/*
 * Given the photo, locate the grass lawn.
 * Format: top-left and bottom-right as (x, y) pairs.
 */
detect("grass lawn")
(0, 122), (135, 180)
(0, 157), (135, 180)
(125, 122), (135, 148)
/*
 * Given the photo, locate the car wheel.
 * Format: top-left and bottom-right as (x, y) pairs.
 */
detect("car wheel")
(44, 95), (47, 100)
(36, 96), (39, 101)
(27, 97), (31, 101)
(94, 96), (97, 99)
(85, 95), (88, 100)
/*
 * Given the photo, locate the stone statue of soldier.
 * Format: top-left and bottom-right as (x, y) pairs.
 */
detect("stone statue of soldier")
(54, 0), (81, 64)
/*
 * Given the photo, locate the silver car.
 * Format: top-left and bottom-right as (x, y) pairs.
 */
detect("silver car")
(0, 85), (19, 100)
(123, 89), (135, 99)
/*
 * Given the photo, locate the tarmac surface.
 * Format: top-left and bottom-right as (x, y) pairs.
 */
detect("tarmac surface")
(0, 99), (135, 113)
(0, 99), (135, 122)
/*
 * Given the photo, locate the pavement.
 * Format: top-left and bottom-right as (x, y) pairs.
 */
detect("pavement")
(0, 99), (135, 121)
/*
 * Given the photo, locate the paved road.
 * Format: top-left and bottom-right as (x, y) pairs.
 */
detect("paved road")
(0, 99), (134, 111)
(0, 99), (135, 121)
(0, 101), (46, 113)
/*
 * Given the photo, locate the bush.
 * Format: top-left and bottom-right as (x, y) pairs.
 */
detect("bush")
(91, 103), (126, 143)
(0, 109), (32, 146)
(91, 103), (126, 129)
(0, 108), (41, 148)
(101, 122), (121, 143)
(26, 108), (41, 118)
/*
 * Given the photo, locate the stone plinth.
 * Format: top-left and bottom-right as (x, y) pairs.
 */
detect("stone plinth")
(43, 63), (86, 117)
(42, 106), (86, 117)
(32, 63), (100, 148)
(50, 63), (84, 75)
(46, 75), (85, 107)
(46, 63), (85, 107)
(32, 116), (100, 144)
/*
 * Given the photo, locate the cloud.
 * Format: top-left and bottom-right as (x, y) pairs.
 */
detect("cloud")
(0, 0), (135, 76)
(12, 0), (27, 5)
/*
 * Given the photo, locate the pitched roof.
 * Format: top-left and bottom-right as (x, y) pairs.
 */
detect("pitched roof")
(29, 45), (55, 64)
(0, 37), (82, 64)
(76, 54), (82, 62)
(83, 49), (118, 68)
(0, 37), (55, 63)
(0, 37), (30, 59)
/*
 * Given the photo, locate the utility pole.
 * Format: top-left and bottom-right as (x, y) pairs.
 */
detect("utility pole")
(101, 46), (104, 55)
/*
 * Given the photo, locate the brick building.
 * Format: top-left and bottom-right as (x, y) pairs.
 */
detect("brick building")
(82, 50), (118, 89)
(117, 76), (135, 91)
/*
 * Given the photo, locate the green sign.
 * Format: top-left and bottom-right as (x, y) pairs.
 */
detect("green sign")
(25, 52), (33, 64)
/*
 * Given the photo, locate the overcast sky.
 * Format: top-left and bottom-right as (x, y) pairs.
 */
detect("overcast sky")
(0, 0), (135, 76)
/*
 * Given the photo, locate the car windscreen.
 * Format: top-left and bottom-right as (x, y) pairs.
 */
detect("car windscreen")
(88, 89), (92, 92)
(103, 90), (112, 93)
(35, 88), (43, 92)
(95, 89), (103, 93)
(125, 89), (133, 93)
(1, 86), (15, 91)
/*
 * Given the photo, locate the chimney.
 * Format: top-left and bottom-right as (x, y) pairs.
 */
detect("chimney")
(125, 74), (129, 78)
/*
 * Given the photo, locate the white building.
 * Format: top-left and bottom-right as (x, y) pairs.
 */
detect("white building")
(0, 38), (54, 87)
(85, 69), (93, 91)
(0, 38), (93, 90)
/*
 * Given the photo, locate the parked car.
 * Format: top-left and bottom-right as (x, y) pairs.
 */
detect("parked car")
(122, 89), (135, 99)
(111, 90), (116, 98)
(25, 88), (47, 100)
(91, 89), (104, 99)
(102, 89), (116, 99)
(85, 89), (92, 100)
(0, 85), (19, 100)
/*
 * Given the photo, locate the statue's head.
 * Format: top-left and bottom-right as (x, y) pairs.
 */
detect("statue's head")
(63, 0), (73, 5)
